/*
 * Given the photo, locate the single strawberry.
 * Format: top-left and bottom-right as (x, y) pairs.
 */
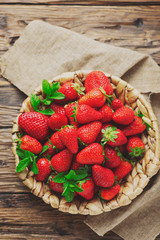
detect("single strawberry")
(85, 71), (113, 95)
(112, 106), (134, 125)
(35, 158), (52, 181)
(65, 102), (79, 127)
(49, 175), (64, 193)
(76, 143), (104, 165)
(77, 178), (94, 200)
(96, 123), (113, 143)
(101, 126), (127, 147)
(100, 184), (120, 201)
(127, 136), (145, 158)
(111, 98), (123, 111)
(99, 105), (113, 123)
(92, 165), (115, 188)
(78, 88), (105, 108)
(18, 112), (49, 141)
(78, 121), (102, 145)
(71, 160), (84, 170)
(50, 103), (66, 116)
(113, 160), (132, 180)
(20, 135), (43, 154)
(121, 116), (146, 136)
(51, 149), (73, 172)
(48, 113), (68, 131)
(104, 146), (121, 168)
(74, 104), (102, 124)
(43, 140), (56, 157)
(50, 132), (65, 150)
(58, 126), (78, 154)
(55, 82), (84, 104)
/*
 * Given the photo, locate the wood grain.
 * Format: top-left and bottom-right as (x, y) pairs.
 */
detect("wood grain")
(0, 193), (122, 240)
(0, 5), (160, 64)
(0, 0), (160, 4)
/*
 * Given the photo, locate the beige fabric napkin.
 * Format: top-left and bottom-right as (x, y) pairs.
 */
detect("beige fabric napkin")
(0, 20), (160, 239)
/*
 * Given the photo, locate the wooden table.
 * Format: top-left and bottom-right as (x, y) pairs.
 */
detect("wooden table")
(0, 1), (160, 239)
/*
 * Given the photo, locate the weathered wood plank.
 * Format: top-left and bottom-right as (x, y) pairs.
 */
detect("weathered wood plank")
(0, 128), (29, 192)
(0, 0), (160, 4)
(0, 5), (160, 64)
(0, 193), (121, 240)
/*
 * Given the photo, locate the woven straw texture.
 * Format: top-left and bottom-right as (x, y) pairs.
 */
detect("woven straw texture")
(11, 70), (160, 215)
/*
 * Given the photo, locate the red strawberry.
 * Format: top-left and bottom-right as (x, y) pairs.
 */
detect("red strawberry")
(100, 184), (120, 201)
(49, 175), (63, 193)
(78, 121), (102, 145)
(55, 82), (84, 104)
(51, 149), (73, 172)
(78, 88), (105, 108)
(113, 160), (132, 180)
(76, 143), (104, 165)
(48, 113), (68, 131)
(85, 71), (113, 95)
(112, 106), (134, 125)
(121, 116), (146, 136)
(65, 102), (79, 127)
(58, 126), (78, 154)
(50, 103), (66, 116)
(71, 160), (84, 170)
(92, 165), (115, 188)
(127, 136), (145, 158)
(99, 105), (113, 123)
(20, 135), (43, 154)
(35, 158), (52, 181)
(50, 132), (65, 150)
(111, 98), (123, 111)
(104, 146), (121, 168)
(96, 123), (113, 143)
(77, 178), (94, 200)
(75, 104), (102, 124)
(43, 140), (56, 157)
(101, 126), (127, 147)
(18, 112), (49, 141)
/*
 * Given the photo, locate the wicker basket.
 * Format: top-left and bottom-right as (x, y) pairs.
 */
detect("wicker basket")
(11, 70), (160, 215)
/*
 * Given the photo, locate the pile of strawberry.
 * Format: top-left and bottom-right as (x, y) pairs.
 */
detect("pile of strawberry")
(16, 71), (149, 203)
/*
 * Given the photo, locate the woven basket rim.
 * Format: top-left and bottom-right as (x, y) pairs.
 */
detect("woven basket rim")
(11, 70), (160, 215)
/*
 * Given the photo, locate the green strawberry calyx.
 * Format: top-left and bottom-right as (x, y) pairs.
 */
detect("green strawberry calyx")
(137, 110), (151, 130)
(30, 79), (65, 115)
(71, 103), (78, 122)
(72, 83), (85, 96)
(99, 87), (113, 104)
(101, 126), (118, 144)
(129, 146), (145, 159)
(51, 167), (89, 202)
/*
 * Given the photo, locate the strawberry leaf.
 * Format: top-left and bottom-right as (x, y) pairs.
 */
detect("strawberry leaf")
(38, 108), (54, 115)
(16, 158), (31, 173)
(40, 145), (49, 155)
(65, 170), (77, 180)
(52, 172), (67, 183)
(50, 92), (65, 100)
(63, 188), (75, 202)
(41, 99), (52, 105)
(51, 82), (60, 93)
(30, 94), (40, 111)
(16, 148), (27, 159)
(42, 79), (53, 96)
(31, 158), (39, 174)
